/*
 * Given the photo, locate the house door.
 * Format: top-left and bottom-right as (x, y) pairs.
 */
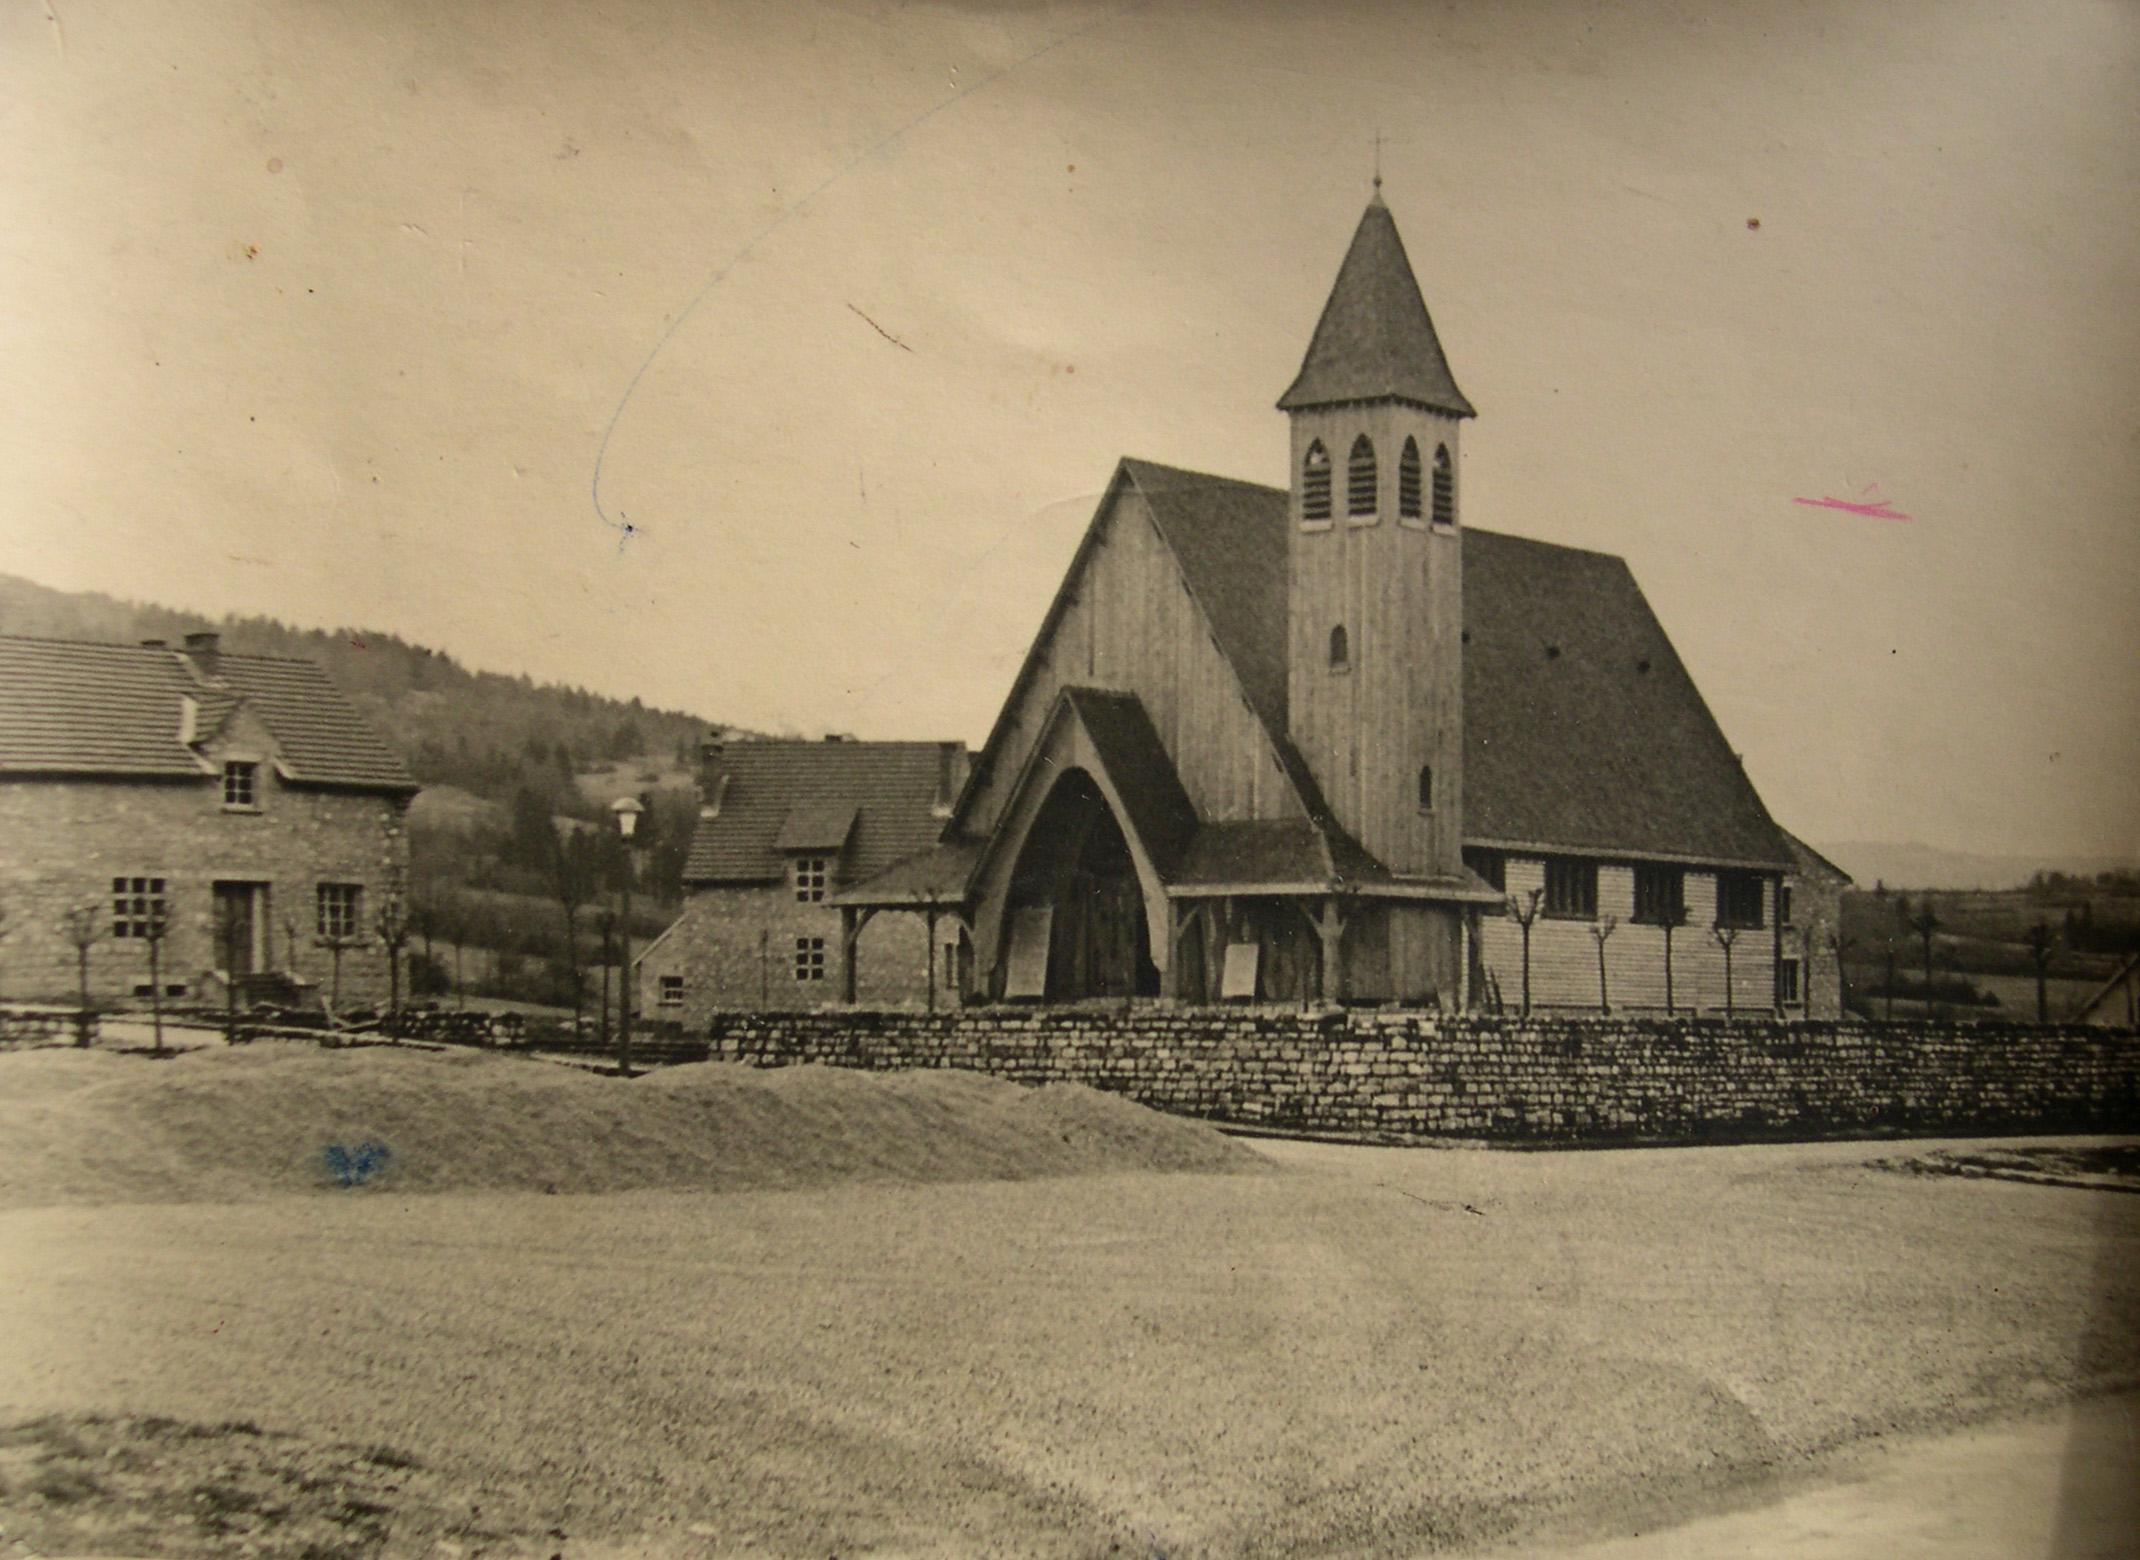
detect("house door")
(213, 882), (268, 975)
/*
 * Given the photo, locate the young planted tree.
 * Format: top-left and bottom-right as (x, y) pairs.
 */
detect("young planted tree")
(1713, 924), (1740, 1017)
(1506, 888), (1544, 1016)
(1591, 914), (1618, 1014)
(317, 930), (356, 1018)
(142, 904), (171, 1057)
(1660, 901), (1688, 1014)
(61, 904), (103, 1046)
(2025, 921), (2059, 1024)
(1907, 900), (1943, 1001)
(375, 892), (411, 1040)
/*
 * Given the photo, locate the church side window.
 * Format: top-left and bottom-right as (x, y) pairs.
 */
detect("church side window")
(1544, 857), (1597, 919)
(1301, 440), (1331, 523)
(1432, 444), (1456, 527)
(1347, 435), (1377, 517)
(1398, 437), (1423, 519)
(1328, 624), (1349, 671)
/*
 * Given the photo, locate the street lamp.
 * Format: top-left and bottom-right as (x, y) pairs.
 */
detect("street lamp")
(611, 796), (642, 1077)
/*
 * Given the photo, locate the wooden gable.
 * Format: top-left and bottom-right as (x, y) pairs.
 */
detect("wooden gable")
(955, 466), (1302, 844)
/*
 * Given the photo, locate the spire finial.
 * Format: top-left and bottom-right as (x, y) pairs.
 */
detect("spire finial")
(1372, 128), (1383, 194)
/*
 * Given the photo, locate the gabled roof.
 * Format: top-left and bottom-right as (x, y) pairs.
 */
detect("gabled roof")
(1782, 831), (1854, 887)
(0, 635), (415, 792)
(684, 740), (957, 886)
(1008, 460), (1793, 873)
(1277, 198), (1476, 418)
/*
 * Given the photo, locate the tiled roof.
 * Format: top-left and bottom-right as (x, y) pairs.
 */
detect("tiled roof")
(830, 839), (983, 907)
(775, 802), (857, 852)
(1060, 687), (1200, 878)
(0, 635), (415, 791)
(1174, 819), (1332, 887)
(1054, 462), (1795, 872)
(684, 740), (957, 887)
(1276, 198), (1476, 418)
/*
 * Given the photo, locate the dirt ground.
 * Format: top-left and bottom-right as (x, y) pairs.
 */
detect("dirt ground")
(2, 1061), (2135, 1560)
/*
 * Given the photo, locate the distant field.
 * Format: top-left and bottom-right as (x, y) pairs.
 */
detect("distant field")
(3, 1049), (2133, 1560)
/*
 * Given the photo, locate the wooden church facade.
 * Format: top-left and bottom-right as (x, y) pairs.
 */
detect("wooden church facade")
(816, 196), (1831, 1013)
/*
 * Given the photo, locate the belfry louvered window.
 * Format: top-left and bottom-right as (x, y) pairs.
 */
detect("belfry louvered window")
(1301, 440), (1332, 522)
(1398, 438), (1423, 519)
(1347, 435), (1377, 516)
(1432, 444), (1455, 527)
(1328, 624), (1349, 671)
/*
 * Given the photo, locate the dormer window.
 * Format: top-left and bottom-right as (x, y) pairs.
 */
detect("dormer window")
(1347, 435), (1377, 517)
(1399, 437), (1423, 520)
(1432, 444), (1455, 527)
(1328, 624), (1350, 671)
(792, 856), (829, 903)
(1301, 440), (1332, 523)
(221, 760), (258, 809)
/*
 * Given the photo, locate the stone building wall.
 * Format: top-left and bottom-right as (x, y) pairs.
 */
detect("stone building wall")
(704, 1006), (2140, 1146)
(0, 773), (408, 1008)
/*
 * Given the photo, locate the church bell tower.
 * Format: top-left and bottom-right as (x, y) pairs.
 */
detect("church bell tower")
(1279, 193), (1473, 879)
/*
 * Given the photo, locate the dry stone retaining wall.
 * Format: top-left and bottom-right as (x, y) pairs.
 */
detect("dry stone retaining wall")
(705, 1007), (2140, 1145)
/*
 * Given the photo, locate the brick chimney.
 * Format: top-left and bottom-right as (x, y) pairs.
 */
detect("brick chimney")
(698, 731), (728, 818)
(182, 631), (221, 680)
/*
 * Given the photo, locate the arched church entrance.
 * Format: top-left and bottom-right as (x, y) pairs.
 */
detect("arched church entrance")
(1006, 768), (1159, 1000)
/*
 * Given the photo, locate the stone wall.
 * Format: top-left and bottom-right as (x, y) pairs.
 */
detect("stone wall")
(704, 1006), (2140, 1145)
(0, 773), (408, 1008)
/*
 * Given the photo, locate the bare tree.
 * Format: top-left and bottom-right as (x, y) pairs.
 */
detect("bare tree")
(1713, 924), (1740, 1017)
(142, 903), (171, 1057)
(317, 930), (357, 1018)
(1590, 914), (1618, 1014)
(2025, 921), (2058, 1024)
(61, 904), (103, 1046)
(1906, 900), (1942, 1004)
(1660, 900), (1688, 1013)
(1506, 888), (1544, 1016)
(375, 891), (410, 1040)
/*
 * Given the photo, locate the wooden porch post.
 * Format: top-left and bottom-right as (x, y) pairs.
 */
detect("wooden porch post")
(841, 907), (876, 1005)
(925, 905), (939, 1014)
(1158, 899), (1182, 1000)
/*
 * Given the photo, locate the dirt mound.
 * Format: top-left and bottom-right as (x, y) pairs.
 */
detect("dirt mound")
(0, 1043), (1267, 1206)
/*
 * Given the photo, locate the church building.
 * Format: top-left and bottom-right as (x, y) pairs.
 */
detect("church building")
(818, 195), (1833, 1012)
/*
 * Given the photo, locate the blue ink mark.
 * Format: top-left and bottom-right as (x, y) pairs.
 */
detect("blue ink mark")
(588, 0), (1156, 552)
(323, 1142), (391, 1186)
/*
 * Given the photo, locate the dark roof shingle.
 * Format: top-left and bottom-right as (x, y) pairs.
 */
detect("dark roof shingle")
(1276, 199), (1476, 417)
(684, 741), (956, 886)
(0, 635), (415, 791)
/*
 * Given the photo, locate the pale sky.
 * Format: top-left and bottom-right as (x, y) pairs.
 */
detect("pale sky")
(3, 0), (2135, 858)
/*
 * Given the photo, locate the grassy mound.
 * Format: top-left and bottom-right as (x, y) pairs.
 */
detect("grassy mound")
(0, 1043), (1267, 1206)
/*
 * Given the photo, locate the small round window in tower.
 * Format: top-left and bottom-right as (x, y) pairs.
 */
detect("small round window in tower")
(1432, 444), (1456, 527)
(1417, 764), (1432, 811)
(1399, 437), (1423, 519)
(1347, 435), (1377, 517)
(1328, 624), (1350, 671)
(1301, 440), (1332, 523)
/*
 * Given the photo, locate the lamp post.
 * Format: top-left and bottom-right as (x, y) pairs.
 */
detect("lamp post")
(611, 796), (642, 1078)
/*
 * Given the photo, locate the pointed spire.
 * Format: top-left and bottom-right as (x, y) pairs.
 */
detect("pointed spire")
(1277, 201), (1475, 417)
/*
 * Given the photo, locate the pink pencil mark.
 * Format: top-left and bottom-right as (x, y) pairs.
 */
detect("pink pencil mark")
(1793, 495), (1911, 520)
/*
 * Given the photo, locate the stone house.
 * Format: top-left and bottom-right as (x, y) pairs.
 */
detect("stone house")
(0, 632), (417, 1008)
(828, 195), (1828, 1013)
(634, 736), (967, 1024)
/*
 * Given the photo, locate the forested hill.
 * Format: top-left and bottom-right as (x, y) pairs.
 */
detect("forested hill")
(0, 574), (719, 801)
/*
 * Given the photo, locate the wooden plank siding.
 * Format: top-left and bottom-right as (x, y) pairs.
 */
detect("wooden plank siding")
(1477, 857), (1779, 1013)
(961, 486), (1300, 843)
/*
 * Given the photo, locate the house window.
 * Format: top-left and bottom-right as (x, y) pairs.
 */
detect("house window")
(1779, 884), (1795, 926)
(1398, 437), (1423, 519)
(1779, 958), (1802, 1005)
(1462, 848), (1505, 891)
(317, 882), (363, 941)
(1328, 624), (1349, 671)
(1715, 871), (1765, 929)
(221, 761), (258, 809)
(794, 937), (826, 981)
(1544, 857), (1597, 919)
(1416, 764), (1432, 811)
(1432, 444), (1455, 526)
(1301, 440), (1332, 522)
(658, 975), (684, 1009)
(1347, 434), (1377, 516)
(1632, 864), (1685, 926)
(111, 876), (166, 939)
(792, 857), (828, 903)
